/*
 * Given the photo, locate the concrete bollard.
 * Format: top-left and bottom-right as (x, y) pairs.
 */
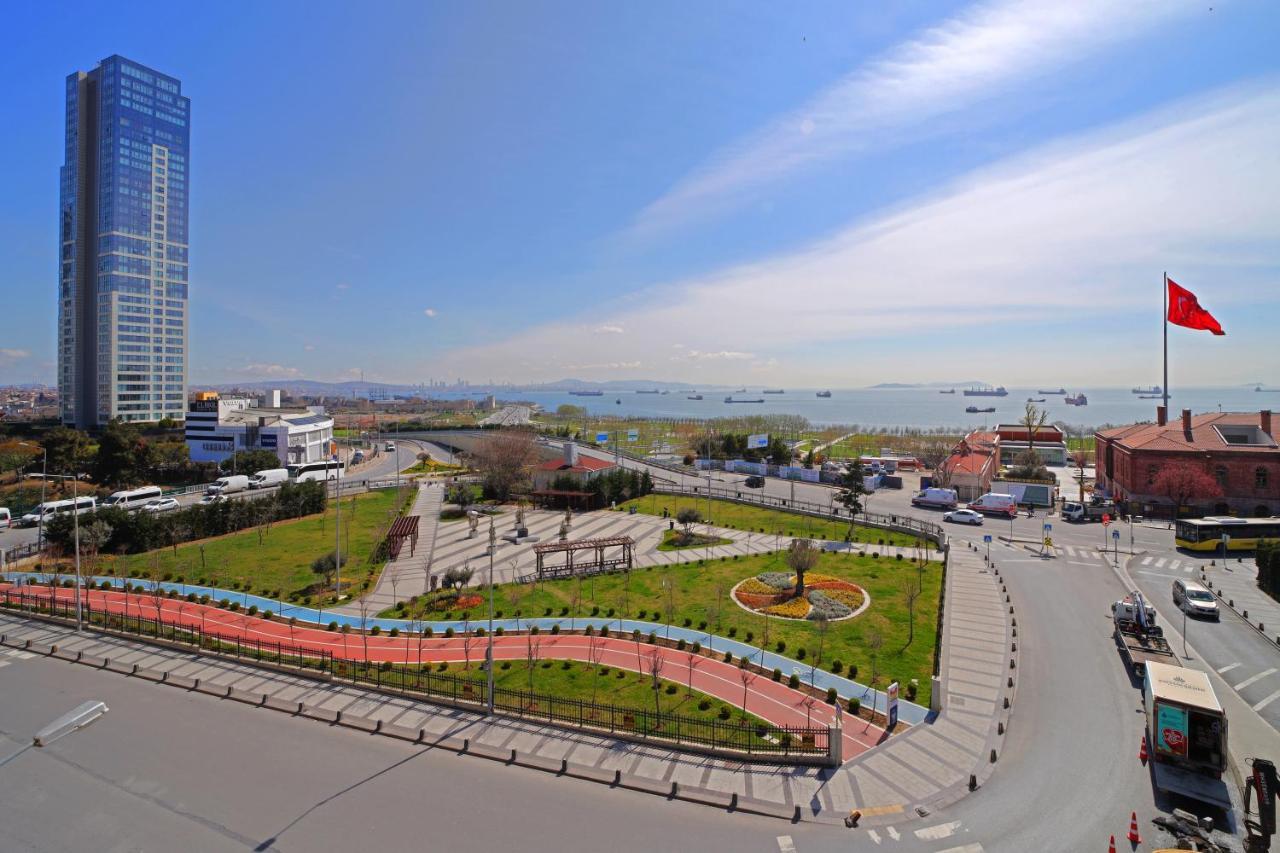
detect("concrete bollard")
(998, 721), (1005, 735)
(462, 738), (470, 752)
(670, 781), (678, 797)
(1009, 605), (1014, 614)
(560, 758), (568, 774)
(335, 710), (343, 723)
(510, 748), (517, 763)
(1012, 617), (1017, 627)
(192, 677), (199, 690)
(131, 663), (139, 675)
(1007, 676), (1014, 688)
(613, 769), (621, 786)
(969, 774), (978, 791)
(1003, 697), (1010, 709)
(1009, 658), (1016, 669)
(1012, 642), (1017, 652)
(75, 651), (83, 662)
(375, 719), (383, 732)
(297, 702), (305, 715)
(792, 805), (802, 822)
(260, 693), (268, 706)
(990, 749), (998, 763)
(49, 644), (58, 654)
(1243, 609), (1249, 619)
(160, 671), (168, 683)
(417, 729), (426, 743)
(1229, 599), (1234, 607)
(730, 792), (738, 810)
(1012, 627), (1017, 638)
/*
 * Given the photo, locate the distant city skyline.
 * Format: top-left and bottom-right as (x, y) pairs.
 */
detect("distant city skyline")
(1, 2), (1277, 393)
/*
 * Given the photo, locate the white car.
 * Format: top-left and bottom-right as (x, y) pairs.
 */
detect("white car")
(141, 498), (180, 514)
(944, 509), (984, 526)
(1173, 579), (1220, 621)
(198, 494), (228, 505)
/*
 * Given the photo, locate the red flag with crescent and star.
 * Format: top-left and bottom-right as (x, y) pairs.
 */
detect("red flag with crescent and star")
(1167, 279), (1224, 335)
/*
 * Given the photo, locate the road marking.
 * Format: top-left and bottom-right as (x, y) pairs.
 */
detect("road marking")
(1142, 556), (1153, 566)
(866, 830), (881, 844)
(937, 845), (983, 853)
(1234, 668), (1278, 691)
(776, 836), (795, 853)
(915, 820), (961, 840)
(1138, 570), (1184, 581)
(1253, 688), (1280, 712)
(1155, 558), (1168, 569)
(886, 826), (900, 841)
(1217, 663), (1243, 674)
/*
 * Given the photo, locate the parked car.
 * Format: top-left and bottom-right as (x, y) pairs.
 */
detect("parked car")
(385, 442), (395, 452)
(141, 498), (180, 514)
(943, 509), (984, 526)
(743, 475), (766, 488)
(1172, 579), (1220, 621)
(352, 450), (366, 464)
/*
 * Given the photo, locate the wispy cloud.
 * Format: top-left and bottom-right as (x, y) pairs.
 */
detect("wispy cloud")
(234, 363), (301, 379)
(433, 83), (1280, 385)
(423, 308), (438, 318)
(594, 324), (624, 334)
(335, 282), (351, 291)
(0, 348), (31, 360)
(631, 0), (1197, 236)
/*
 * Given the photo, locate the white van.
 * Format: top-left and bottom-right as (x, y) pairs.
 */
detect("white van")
(104, 485), (163, 510)
(0, 507), (11, 529)
(248, 468), (289, 489)
(19, 496), (98, 527)
(206, 475), (250, 496)
(968, 493), (1018, 516)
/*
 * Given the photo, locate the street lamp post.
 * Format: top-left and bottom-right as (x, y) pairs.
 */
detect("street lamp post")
(487, 520), (496, 715)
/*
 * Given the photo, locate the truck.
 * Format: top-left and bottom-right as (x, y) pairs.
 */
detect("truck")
(1063, 499), (1116, 523)
(1112, 591), (1177, 678)
(206, 475), (250, 497)
(248, 468), (288, 489)
(911, 487), (958, 510)
(1144, 661), (1231, 809)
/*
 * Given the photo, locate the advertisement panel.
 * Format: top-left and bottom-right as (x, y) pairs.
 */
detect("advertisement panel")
(1156, 703), (1190, 756)
(887, 682), (900, 728)
(798, 468), (820, 483)
(627, 429), (638, 442)
(748, 433), (769, 449)
(595, 432), (610, 444)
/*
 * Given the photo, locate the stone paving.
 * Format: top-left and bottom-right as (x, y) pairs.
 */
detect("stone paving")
(333, 484), (442, 615)
(0, 540), (1013, 826)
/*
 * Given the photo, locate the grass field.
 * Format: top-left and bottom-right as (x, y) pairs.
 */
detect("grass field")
(101, 488), (405, 606)
(386, 549), (942, 705)
(621, 495), (930, 549)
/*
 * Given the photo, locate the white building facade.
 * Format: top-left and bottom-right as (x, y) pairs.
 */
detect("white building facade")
(184, 397), (334, 465)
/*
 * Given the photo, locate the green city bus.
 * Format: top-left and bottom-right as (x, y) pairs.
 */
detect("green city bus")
(1175, 517), (1280, 552)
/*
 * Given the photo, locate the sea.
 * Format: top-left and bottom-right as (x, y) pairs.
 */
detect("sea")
(481, 386), (1280, 431)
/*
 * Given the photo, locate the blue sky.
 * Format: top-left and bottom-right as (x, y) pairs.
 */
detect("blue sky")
(1, 0), (1278, 388)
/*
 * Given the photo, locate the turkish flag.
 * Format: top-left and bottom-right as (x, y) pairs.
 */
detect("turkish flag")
(1167, 279), (1225, 335)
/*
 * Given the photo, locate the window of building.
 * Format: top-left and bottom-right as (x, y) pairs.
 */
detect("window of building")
(1147, 465), (1158, 486)
(1215, 466), (1229, 488)
(1257, 467), (1269, 490)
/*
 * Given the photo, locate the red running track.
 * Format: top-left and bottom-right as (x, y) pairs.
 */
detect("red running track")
(1, 585), (888, 759)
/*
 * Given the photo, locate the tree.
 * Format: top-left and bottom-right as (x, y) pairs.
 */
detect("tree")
(836, 461), (867, 537)
(1007, 450), (1050, 481)
(225, 449), (282, 476)
(1152, 463), (1223, 516)
(0, 440), (39, 482)
(902, 570), (924, 648)
(41, 427), (91, 475)
(1020, 401), (1049, 461)
(676, 507), (701, 534)
(1071, 450), (1090, 503)
(648, 648), (666, 716)
(768, 437), (792, 466)
(919, 440), (954, 487)
(311, 552), (343, 589)
(786, 538), (819, 598)
(442, 565), (474, 591)
(803, 448), (815, 469)
(446, 484), (475, 511)
(92, 419), (143, 487)
(555, 404), (587, 417)
(738, 656), (758, 721)
(471, 429), (538, 500)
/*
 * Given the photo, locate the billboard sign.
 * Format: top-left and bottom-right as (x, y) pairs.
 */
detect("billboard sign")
(887, 681), (900, 728)
(627, 429), (638, 443)
(748, 433), (769, 449)
(595, 432), (609, 444)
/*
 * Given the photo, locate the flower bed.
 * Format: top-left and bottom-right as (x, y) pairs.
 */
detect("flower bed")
(731, 572), (869, 622)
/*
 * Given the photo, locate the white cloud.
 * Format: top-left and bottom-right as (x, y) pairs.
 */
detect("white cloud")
(423, 308), (438, 318)
(335, 282), (351, 292)
(594, 324), (624, 334)
(234, 363), (301, 378)
(632, 0), (1196, 235)
(303, 344), (316, 352)
(564, 360), (642, 371)
(0, 348), (31, 360)
(432, 83), (1280, 385)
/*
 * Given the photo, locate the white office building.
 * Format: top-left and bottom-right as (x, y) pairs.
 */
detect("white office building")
(184, 396), (334, 465)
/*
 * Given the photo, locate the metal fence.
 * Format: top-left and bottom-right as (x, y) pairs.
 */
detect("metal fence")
(1, 542), (41, 565)
(0, 588), (333, 675)
(650, 482), (946, 545)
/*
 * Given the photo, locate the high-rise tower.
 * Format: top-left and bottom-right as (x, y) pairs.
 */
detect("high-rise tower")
(59, 55), (190, 427)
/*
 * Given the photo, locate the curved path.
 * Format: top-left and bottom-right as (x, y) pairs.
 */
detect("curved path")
(2, 584), (885, 760)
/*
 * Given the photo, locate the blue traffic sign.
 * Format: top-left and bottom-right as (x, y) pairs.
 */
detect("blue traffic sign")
(1112, 529), (1120, 539)
(983, 534), (992, 543)
(1043, 522), (1052, 531)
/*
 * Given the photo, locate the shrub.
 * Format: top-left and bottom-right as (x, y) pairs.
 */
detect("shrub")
(474, 627), (485, 637)
(229, 602), (241, 612)
(437, 662), (449, 672)
(328, 621), (339, 631)
(263, 610), (273, 620)
(745, 631), (754, 643)
(591, 606), (599, 616)
(584, 625), (595, 636)
(691, 641), (701, 654)
(219, 598), (231, 608)
(772, 668), (782, 682)
(637, 609), (647, 619)
(631, 629), (641, 640)
(186, 592), (198, 602)
(796, 648), (806, 660)
(718, 705), (732, 720)
(906, 681), (918, 701)
(727, 626), (738, 638)
(698, 699), (711, 711)
(723, 650), (732, 663)
(599, 626), (609, 638)
(530, 626), (540, 635)
(495, 627), (504, 636)
(395, 601), (406, 611)
(665, 684), (678, 695)
(561, 660), (571, 670)
(831, 660), (843, 674)
(544, 607), (552, 617)
(424, 627), (434, 638)
(607, 608), (615, 617)
(871, 552), (880, 559)
(500, 661), (511, 670)
(676, 638), (686, 651)
(551, 624), (561, 635)
(847, 697), (861, 715)
(647, 632), (657, 644)
(788, 673), (800, 689)
(698, 620), (707, 630)
(247, 605), (258, 616)
(388, 627), (400, 638)
(775, 640), (786, 653)
(826, 687), (838, 704)
(895, 553), (904, 561)
(370, 625), (382, 636)
(559, 607), (569, 616)
(682, 617), (692, 627)
(848, 664), (858, 680)
(444, 627), (455, 638)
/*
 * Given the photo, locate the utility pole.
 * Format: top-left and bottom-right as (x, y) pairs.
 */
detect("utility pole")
(487, 521), (497, 715)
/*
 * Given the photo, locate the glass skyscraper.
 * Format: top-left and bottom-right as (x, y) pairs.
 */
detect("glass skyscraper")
(59, 55), (190, 427)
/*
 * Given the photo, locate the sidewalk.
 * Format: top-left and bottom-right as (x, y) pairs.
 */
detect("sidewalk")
(0, 540), (1014, 826)
(333, 484), (441, 616)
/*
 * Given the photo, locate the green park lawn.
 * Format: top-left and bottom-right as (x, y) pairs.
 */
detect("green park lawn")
(657, 529), (732, 552)
(387, 549), (942, 706)
(102, 488), (404, 606)
(620, 494), (930, 549)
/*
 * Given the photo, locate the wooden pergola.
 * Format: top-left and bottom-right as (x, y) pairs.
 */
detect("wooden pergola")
(386, 515), (421, 560)
(532, 535), (634, 581)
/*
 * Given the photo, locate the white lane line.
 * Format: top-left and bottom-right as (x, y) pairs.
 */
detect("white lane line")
(866, 829), (881, 844)
(1234, 668), (1279, 691)
(1253, 688), (1280, 712)
(937, 845), (984, 853)
(886, 826), (901, 841)
(776, 836), (795, 853)
(915, 820), (962, 840)
(1138, 570), (1184, 580)
(1217, 663), (1243, 675)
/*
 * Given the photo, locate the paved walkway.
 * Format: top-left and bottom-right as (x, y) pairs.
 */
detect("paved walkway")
(0, 540), (1014, 826)
(333, 484), (442, 615)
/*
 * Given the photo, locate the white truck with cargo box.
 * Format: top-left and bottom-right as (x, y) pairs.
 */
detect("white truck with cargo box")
(1063, 499), (1116, 523)
(206, 475), (250, 497)
(967, 493), (1018, 516)
(1144, 661), (1231, 809)
(911, 487), (958, 510)
(248, 468), (288, 489)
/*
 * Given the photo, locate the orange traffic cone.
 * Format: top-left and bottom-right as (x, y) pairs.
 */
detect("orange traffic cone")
(1127, 811), (1142, 844)
(1107, 834), (1117, 853)
(1138, 735), (1148, 764)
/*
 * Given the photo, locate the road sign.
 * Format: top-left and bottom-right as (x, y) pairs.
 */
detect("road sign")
(1112, 529), (1120, 540)
(595, 432), (609, 444)
(1044, 536), (1053, 547)
(627, 429), (638, 442)
(886, 682), (900, 728)
(1043, 522), (1052, 531)
(1102, 514), (1111, 526)
(983, 534), (992, 543)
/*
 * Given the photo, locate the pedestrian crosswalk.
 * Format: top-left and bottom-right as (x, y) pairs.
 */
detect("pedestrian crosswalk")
(1136, 554), (1203, 574)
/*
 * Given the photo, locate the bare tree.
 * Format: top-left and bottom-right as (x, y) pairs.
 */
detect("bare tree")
(902, 571), (923, 649)
(685, 648), (700, 696)
(1020, 401), (1049, 461)
(786, 538), (819, 598)
(920, 440), (955, 489)
(589, 631), (607, 705)
(471, 429), (539, 500)
(661, 574), (676, 640)
(810, 615), (829, 686)
(648, 648), (666, 716)
(571, 575), (583, 631)
(526, 633), (542, 692)
(739, 656), (758, 721)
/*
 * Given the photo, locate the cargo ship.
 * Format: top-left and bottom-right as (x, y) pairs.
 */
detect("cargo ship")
(1065, 393), (1088, 406)
(687, 394), (703, 400)
(816, 390), (832, 398)
(762, 389), (785, 394)
(963, 385), (1008, 397)
(1131, 385), (1162, 395)
(569, 390), (604, 396)
(725, 396), (764, 404)
(966, 405), (996, 413)
(636, 389), (660, 394)
(1037, 388), (1066, 395)
(938, 389), (956, 394)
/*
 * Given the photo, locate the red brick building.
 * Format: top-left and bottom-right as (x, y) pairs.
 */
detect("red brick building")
(939, 431), (999, 501)
(1095, 407), (1280, 517)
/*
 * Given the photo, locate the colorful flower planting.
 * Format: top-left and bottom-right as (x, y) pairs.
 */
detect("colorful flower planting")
(731, 572), (867, 621)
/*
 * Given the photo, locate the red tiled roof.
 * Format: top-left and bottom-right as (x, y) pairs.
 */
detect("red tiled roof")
(537, 455), (615, 473)
(1098, 412), (1279, 454)
(944, 431), (997, 476)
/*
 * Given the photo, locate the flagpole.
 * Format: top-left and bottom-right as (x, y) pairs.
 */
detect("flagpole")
(1163, 271), (1169, 413)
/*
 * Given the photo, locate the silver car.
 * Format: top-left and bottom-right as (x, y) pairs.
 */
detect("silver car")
(1172, 579), (1219, 621)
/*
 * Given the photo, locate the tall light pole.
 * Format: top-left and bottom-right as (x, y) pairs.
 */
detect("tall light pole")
(46, 472), (84, 631)
(18, 442), (47, 552)
(487, 520), (497, 715)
